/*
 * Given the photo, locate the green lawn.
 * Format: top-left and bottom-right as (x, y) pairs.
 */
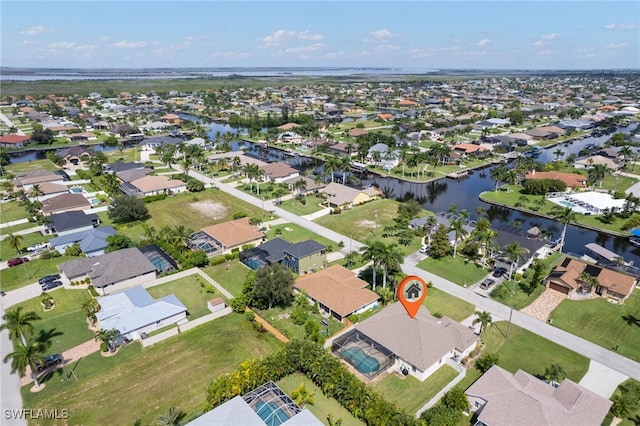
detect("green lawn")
(147, 275), (225, 320)
(278, 195), (326, 216)
(22, 314), (284, 426)
(266, 222), (338, 252)
(417, 256), (489, 286)
(0, 231), (49, 260)
(0, 201), (30, 223)
(375, 365), (458, 415)
(5, 158), (60, 174)
(9, 288), (95, 352)
(201, 258), (251, 297)
(608, 379), (640, 426)
(0, 221), (36, 235)
(423, 286), (475, 322)
(277, 373), (364, 426)
(1, 255), (76, 292)
(491, 280), (547, 310)
(481, 321), (589, 382)
(550, 291), (640, 362)
(260, 305), (344, 341)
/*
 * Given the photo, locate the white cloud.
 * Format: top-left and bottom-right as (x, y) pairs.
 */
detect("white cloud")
(282, 43), (326, 55)
(210, 51), (250, 59)
(111, 40), (147, 49)
(605, 42), (628, 49)
(540, 33), (559, 40)
(259, 30), (323, 48)
(605, 23), (638, 30)
(364, 28), (399, 42)
(533, 40), (545, 47)
(49, 42), (77, 49)
(20, 26), (47, 36)
(475, 38), (491, 47)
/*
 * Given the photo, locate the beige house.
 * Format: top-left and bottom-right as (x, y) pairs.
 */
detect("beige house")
(29, 182), (70, 201)
(574, 155), (620, 171)
(124, 175), (187, 198)
(198, 217), (264, 254)
(13, 170), (64, 191)
(322, 182), (382, 210)
(466, 365), (612, 426)
(545, 257), (636, 303)
(260, 162), (300, 183)
(294, 265), (379, 322)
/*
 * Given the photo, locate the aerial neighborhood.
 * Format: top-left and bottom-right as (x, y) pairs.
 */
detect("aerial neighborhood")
(1, 71), (640, 425)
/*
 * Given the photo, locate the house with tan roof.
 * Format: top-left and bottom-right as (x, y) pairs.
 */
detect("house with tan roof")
(377, 113), (394, 121)
(466, 365), (612, 426)
(348, 128), (368, 138)
(276, 122), (300, 131)
(260, 162), (300, 183)
(121, 175), (187, 198)
(524, 171), (587, 189)
(14, 170), (64, 191)
(195, 217), (264, 254)
(574, 155), (620, 171)
(545, 257), (636, 303)
(294, 265), (379, 322)
(331, 303), (478, 381)
(538, 125), (566, 136)
(29, 182), (70, 201)
(41, 193), (91, 216)
(161, 114), (181, 125)
(322, 182), (382, 210)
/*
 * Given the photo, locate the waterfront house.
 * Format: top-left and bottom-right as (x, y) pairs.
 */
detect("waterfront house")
(41, 193), (91, 216)
(240, 237), (327, 274)
(0, 134), (31, 148)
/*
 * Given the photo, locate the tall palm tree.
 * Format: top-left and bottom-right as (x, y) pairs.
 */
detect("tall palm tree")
(359, 240), (385, 290)
(243, 163), (261, 194)
(378, 242), (403, 289)
(1, 307), (41, 346)
(449, 219), (468, 258)
(588, 164), (608, 188)
(553, 148), (564, 162)
(503, 241), (530, 280)
(490, 165), (508, 191)
(552, 206), (577, 252)
(473, 311), (492, 337)
(294, 179), (307, 196)
(7, 233), (24, 258)
(4, 339), (45, 388)
(324, 156), (340, 183)
(30, 184), (44, 202)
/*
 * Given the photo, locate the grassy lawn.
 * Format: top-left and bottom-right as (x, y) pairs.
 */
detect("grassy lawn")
(549, 290), (640, 362)
(5, 158), (59, 174)
(9, 288), (95, 352)
(259, 305), (344, 341)
(314, 198), (425, 255)
(0, 231), (49, 260)
(0, 255), (75, 292)
(266, 222), (338, 252)
(0, 201), (30, 223)
(201, 258), (251, 297)
(147, 274), (225, 320)
(417, 256), (489, 286)
(277, 373), (364, 426)
(480, 186), (640, 236)
(278, 195), (326, 216)
(375, 365), (458, 415)
(423, 286), (475, 322)
(21, 313), (284, 426)
(491, 281), (546, 310)
(0, 221), (38, 235)
(113, 188), (270, 243)
(481, 321), (589, 382)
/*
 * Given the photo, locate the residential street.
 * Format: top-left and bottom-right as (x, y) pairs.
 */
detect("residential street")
(0, 303), (27, 426)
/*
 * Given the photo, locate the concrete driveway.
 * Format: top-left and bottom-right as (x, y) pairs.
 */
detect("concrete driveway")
(579, 360), (628, 398)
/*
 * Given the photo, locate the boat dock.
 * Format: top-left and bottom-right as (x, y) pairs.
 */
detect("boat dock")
(447, 170), (469, 179)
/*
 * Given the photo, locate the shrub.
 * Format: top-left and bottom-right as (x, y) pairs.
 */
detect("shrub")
(232, 211), (247, 219)
(142, 193), (167, 203)
(39, 249), (61, 260)
(230, 296), (247, 313)
(88, 285), (99, 297)
(476, 353), (499, 373)
(100, 342), (108, 352)
(210, 256), (227, 266)
(290, 306), (309, 325)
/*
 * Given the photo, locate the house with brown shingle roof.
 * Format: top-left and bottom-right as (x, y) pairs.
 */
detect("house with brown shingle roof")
(545, 257), (636, 303)
(322, 182), (382, 210)
(377, 113), (394, 121)
(524, 171), (587, 189)
(41, 193), (91, 216)
(260, 162), (300, 183)
(348, 128), (368, 138)
(294, 265), (379, 322)
(276, 122), (300, 131)
(200, 217), (264, 254)
(466, 365), (612, 426)
(14, 170), (64, 191)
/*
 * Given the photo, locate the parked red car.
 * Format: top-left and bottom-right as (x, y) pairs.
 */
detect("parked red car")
(7, 257), (29, 267)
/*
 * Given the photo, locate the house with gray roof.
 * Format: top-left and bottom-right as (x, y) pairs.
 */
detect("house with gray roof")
(240, 237), (327, 274)
(49, 226), (116, 257)
(96, 285), (187, 341)
(59, 247), (156, 293)
(44, 211), (100, 236)
(466, 365), (611, 426)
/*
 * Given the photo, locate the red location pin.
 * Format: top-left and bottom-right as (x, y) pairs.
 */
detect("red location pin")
(397, 275), (428, 319)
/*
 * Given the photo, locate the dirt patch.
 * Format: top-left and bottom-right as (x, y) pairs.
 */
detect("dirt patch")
(355, 219), (378, 228)
(189, 200), (229, 219)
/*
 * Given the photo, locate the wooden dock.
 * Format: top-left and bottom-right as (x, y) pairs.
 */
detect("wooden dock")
(447, 170), (469, 179)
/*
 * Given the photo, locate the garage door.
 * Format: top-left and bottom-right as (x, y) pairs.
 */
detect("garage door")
(549, 282), (570, 294)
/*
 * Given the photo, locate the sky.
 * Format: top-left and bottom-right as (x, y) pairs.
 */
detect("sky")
(1, 1), (639, 70)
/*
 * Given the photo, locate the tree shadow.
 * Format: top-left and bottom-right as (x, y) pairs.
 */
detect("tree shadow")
(35, 328), (64, 351)
(492, 321), (507, 339)
(622, 315), (640, 328)
(631, 415), (640, 426)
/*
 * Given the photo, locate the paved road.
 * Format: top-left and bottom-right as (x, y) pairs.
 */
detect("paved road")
(185, 167), (640, 382)
(0, 303), (27, 426)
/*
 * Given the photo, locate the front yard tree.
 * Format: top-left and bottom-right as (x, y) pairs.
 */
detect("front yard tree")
(1, 307), (41, 346)
(106, 234), (135, 252)
(429, 224), (453, 259)
(108, 195), (150, 224)
(544, 363), (567, 386)
(3, 340), (45, 389)
(475, 353), (499, 373)
(473, 311), (493, 337)
(253, 263), (294, 309)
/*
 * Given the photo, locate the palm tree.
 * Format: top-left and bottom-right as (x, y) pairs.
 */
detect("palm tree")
(378, 242), (403, 289)
(94, 328), (119, 351)
(30, 184), (44, 202)
(272, 187), (287, 204)
(359, 240), (385, 290)
(503, 241), (530, 280)
(449, 219), (468, 258)
(1, 307), (41, 346)
(154, 406), (185, 426)
(7, 233), (24, 257)
(294, 178), (307, 196)
(588, 164), (608, 188)
(490, 165), (508, 191)
(243, 163), (261, 194)
(291, 383), (315, 408)
(81, 297), (100, 326)
(324, 156), (340, 183)
(4, 339), (45, 389)
(343, 251), (359, 268)
(552, 206), (577, 252)
(473, 311), (492, 337)
(544, 363), (567, 386)
(553, 148), (564, 162)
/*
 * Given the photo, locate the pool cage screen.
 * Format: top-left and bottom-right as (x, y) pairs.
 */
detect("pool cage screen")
(242, 381), (302, 426)
(332, 329), (395, 380)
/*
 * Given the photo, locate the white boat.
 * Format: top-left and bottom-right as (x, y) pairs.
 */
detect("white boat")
(630, 238), (640, 248)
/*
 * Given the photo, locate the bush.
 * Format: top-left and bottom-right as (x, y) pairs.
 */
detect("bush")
(230, 296), (247, 313)
(522, 178), (567, 195)
(290, 306), (309, 325)
(142, 193), (167, 203)
(232, 211), (247, 219)
(39, 249), (61, 260)
(88, 285), (99, 297)
(100, 342), (108, 352)
(210, 256), (227, 266)
(476, 353), (499, 373)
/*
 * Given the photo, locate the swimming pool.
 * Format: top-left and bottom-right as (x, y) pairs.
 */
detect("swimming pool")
(69, 186), (84, 194)
(255, 401), (290, 426)
(243, 257), (266, 270)
(557, 200), (576, 208)
(342, 347), (380, 374)
(90, 198), (100, 206)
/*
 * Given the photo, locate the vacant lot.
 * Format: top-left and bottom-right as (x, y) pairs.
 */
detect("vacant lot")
(423, 286), (475, 322)
(417, 256), (489, 286)
(278, 195), (326, 216)
(0, 201), (30, 223)
(22, 314), (283, 425)
(266, 222), (337, 251)
(202, 258), (251, 297)
(147, 274), (225, 320)
(550, 291), (640, 362)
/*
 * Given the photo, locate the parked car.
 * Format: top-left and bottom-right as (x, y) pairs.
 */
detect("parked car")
(7, 257), (29, 267)
(39, 274), (61, 285)
(419, 245), (430, 254)
(493, 267), (508, 278)
(35, 354), (63, 371)
(479, 278), (496, 290)
(27, 243), (47, 252)
(41, 280), (63, 291)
